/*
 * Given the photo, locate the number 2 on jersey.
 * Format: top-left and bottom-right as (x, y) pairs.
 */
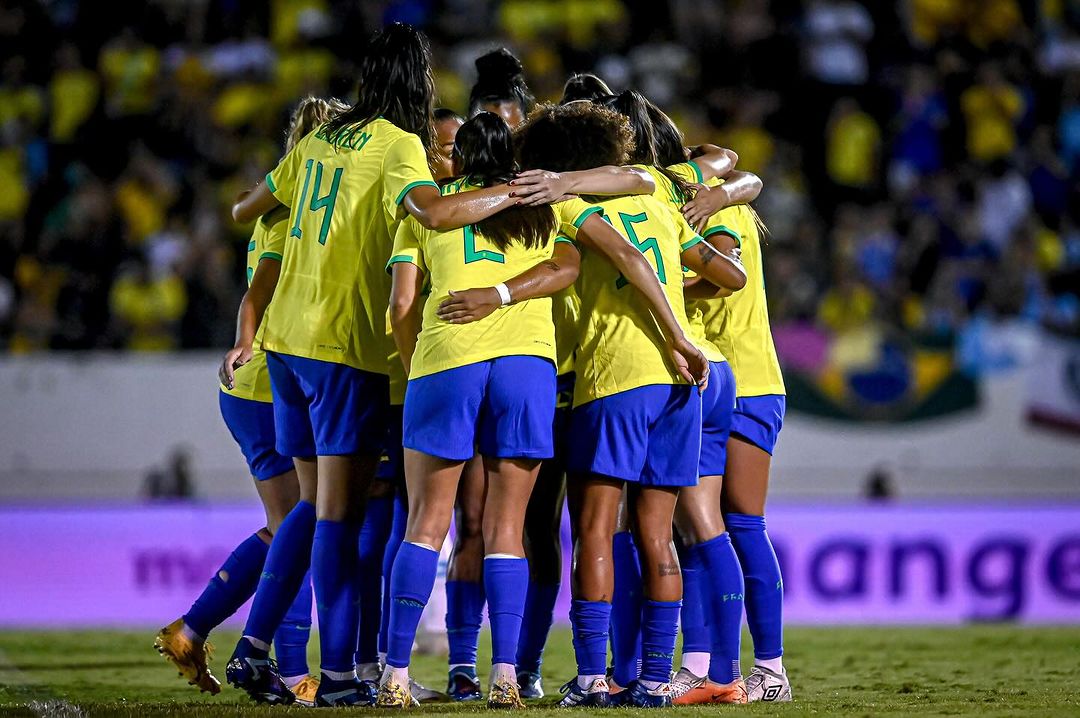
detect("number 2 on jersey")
(614, 211), (666, 288)
(463, 225), (505, 264)
(289, 159), (343, 245)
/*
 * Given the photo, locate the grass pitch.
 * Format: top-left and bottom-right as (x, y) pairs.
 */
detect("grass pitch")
(1, 627), (1078, 717)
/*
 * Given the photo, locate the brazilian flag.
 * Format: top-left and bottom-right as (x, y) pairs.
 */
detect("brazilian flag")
(783, 326), (978, 423)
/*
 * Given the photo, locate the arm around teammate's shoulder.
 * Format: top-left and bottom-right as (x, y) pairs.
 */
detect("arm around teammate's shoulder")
(402, 183), (517, 231)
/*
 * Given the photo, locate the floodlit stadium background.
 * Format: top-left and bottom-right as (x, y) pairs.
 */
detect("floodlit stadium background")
(0, 0), (1078, 628)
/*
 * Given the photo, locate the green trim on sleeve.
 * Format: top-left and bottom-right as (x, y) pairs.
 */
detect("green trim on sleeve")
(703, 224), (741, 248)
(265, 172), (278, 194)
(395, 180), (440, 206)
(688, 160), (704, 184)
(385, 254), (419, 273)
(572, 205), (603, 228)
(554, 235), (576, 246)
(680, 235), (704, 252)
(258, 252), (283, 262)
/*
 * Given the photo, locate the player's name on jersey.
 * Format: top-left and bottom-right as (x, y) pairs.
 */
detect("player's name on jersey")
(315, 124), (373, 152)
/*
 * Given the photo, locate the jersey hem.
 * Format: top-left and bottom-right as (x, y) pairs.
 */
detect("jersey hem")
(409, 350), (556, 381)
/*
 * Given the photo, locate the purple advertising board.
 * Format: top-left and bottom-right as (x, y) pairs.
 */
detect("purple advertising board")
(1, 503), (1078, 627)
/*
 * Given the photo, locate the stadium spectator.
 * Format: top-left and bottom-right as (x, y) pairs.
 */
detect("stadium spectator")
(0, 0), (1073, 376)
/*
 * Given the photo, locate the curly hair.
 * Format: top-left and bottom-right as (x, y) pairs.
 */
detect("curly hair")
(516, 101), (635, 173)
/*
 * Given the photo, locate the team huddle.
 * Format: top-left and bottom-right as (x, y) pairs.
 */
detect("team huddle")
(153, 22), (790, 709)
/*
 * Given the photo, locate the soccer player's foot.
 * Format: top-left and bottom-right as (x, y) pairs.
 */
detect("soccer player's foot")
(225, 642), (294, 705)
(604, 666), (626, 695)
(357, 678), (380, 704)
(608, 680), (673, 708)
(673, 675), (747, 705)
(745, 664), (792, 702)
(315, 674), (375, 707)
(447, 666), (482, 701)
(377, 673), (419, 708)
(411, 677), (450, 703)
(488, 678), (525, 709)
(287, 675), (320, 707)
(154, 619), (220, 695)
(669, 667), (706, 704)
(517, 670), (544, 699)
(556, 677), (610, 708)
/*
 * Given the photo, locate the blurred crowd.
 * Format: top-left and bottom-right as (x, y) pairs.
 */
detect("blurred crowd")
(0, 0), (1078, 368)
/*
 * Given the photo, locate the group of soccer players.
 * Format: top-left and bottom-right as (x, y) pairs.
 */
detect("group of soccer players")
(153, 22), (790, 709)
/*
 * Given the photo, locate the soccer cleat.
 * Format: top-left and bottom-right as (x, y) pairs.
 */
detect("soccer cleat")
(358, 678), (380, 704)
(315, 675), (376, 707)
(154, 619), (221, 695)
(745, 665), (792, 702)
(605, 666), (626, 695)
(673, 675), (747, 705)
(377, 675), (419, 708)
(556, 677), (610, 708)
(517, 670), (544, 699)
(411, 677), (450, 703)
(225, 646), (295, 705)
(288, 675), (320, 706)
(447, 666), (483, 701)
(488, 678), (525, 709)
(608, 680), (673, 708)
(669, 667), (706, 704)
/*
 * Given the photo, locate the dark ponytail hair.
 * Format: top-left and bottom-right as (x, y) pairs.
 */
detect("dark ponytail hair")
(468, 48), (535, 117)
(455, 112), (555, 252)
(643, 98), (698, 202)
(560, 73), (612, 104)
(321, 23), (435, 151)
(601, 90), (695, 202)
(646, 100), (687, 167)
(599, 91), (657, 165)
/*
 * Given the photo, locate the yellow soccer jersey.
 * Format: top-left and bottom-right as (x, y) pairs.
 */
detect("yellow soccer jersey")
(552, 283), (581, 376)
(221, 207), (288, 402)
(567, 193), (704, 406)
(388, 180), (601, 380)
(260, 118), (439, 373)
(690, 204), (785, 397)
(638, 164), (726, 364)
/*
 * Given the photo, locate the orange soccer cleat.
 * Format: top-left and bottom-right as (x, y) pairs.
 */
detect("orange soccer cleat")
(154, 618), (221, 694)
(672, 673), (748, 705)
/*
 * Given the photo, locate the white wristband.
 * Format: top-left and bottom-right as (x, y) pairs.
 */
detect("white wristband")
(495, 282), (512, 306)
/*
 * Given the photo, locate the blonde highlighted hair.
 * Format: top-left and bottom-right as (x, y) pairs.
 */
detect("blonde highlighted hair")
(285, 96), (350, 152)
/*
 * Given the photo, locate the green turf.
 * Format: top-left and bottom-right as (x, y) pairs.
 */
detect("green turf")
(1, 627), (1079, 717)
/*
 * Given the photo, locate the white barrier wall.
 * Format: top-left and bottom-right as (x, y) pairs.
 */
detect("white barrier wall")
(1, 354), (1078, 501)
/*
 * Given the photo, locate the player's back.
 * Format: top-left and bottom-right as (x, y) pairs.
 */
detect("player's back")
(394, 181), (597, 380)
(262, 118), (437, 374)
(572, 192), (699, 406)
(691, 204), (785, 396)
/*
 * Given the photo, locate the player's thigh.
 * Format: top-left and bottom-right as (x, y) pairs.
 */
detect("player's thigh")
(722, 395), (785, 516)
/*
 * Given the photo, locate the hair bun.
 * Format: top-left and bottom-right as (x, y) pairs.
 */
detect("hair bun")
(475, 48), (525, 82)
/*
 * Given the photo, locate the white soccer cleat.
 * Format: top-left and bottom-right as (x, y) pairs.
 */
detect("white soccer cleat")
(744, 665), (792, 702)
